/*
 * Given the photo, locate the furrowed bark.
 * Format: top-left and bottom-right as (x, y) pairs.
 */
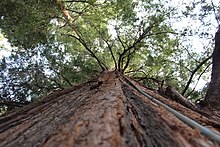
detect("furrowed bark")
(0, 71), (219, 146)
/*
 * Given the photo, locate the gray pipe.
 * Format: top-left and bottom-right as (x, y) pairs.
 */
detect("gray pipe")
(122, 75), (220, 144)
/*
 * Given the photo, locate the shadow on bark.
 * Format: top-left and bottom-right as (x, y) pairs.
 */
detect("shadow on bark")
(0, 71), (220, 147)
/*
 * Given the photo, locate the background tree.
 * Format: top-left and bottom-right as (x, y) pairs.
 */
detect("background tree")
(204, 26), (220, 110)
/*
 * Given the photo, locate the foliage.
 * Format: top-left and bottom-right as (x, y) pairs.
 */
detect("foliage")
(0, 0), (59, 48)
(0, 0), (219, 113)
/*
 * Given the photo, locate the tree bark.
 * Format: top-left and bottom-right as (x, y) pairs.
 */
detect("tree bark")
(165, 86), (196, 110)
(205, 26), (220, 110)
(0, 71), (220, 147)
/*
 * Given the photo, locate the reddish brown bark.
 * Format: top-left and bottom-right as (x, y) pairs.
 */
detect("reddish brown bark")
(0, 71), (220, 146)
(164, 86), (196, 110)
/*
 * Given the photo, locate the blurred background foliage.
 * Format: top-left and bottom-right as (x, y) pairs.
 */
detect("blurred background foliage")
(0, 0), (219, 114)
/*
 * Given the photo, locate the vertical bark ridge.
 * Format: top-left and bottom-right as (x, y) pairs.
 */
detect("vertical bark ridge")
(0, 71), (219, 147)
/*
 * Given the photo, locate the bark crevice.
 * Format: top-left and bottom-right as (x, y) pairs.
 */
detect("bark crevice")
(0, 71), (219, 147)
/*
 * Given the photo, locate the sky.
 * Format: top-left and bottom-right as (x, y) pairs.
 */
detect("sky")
(169, 0), (219, 90)
(0, 32), (11, 58)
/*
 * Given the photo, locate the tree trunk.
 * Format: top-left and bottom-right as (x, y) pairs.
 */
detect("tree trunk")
(0, 71), (220, 147)
(205, 26), (220, 110)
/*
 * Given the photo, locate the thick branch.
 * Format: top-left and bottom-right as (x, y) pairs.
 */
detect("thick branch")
(186, 63), (212, 98)
(165, 86), (196, 110)
(182, 55), (212, 96)
(55, 0), (107, 71)
(55, 0), (73, 21)
(122, 46), (139, 72)
(122, 55), (131, 72)
(118, 22), (159, 72)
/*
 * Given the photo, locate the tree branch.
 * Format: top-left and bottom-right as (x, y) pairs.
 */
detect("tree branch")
(182, 55), (212, 96)
(103, 39), (118, 70)
(181, 45), (200, 64)
(63, 0), (93, 5)
(64, 34), (107, 71)
(146, 31), (178, 37)
(186, 63), (212, 98)
(118, 22), (159, 72)
(122, 46), (139, 72)
(65, 8), (84, 15)
(117, 32), (127, 71)
(0, 101), (31, 108)
(210, 0), (220, 25)
(50, 78), (65, 89)
(122, 55), (131, 72)
(64, 17), (108, 71)
(89, 23), (118, 70)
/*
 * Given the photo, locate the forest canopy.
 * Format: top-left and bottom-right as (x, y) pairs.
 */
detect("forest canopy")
(0, 0), (219, 113)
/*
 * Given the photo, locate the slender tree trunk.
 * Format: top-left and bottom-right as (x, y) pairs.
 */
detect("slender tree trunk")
(205, 26), (220, 110)
(0, 71), (219, 146)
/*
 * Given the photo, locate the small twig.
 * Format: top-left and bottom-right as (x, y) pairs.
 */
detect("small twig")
(89, 23), (118, 70)
(103, 38), (118, 70)
(210, 0), (220, 25)
(49, 67), (73, 86)
(64, 34), (107, 71)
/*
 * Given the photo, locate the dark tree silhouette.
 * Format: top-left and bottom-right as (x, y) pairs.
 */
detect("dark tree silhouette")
(205, 26), (220, 110)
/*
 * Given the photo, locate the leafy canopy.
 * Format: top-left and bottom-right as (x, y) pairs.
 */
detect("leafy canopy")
(0, 0), (218, 112)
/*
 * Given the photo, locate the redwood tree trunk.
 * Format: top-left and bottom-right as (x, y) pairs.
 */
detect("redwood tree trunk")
(205, 26), (220, 110)
(0, 71), (219, 146)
